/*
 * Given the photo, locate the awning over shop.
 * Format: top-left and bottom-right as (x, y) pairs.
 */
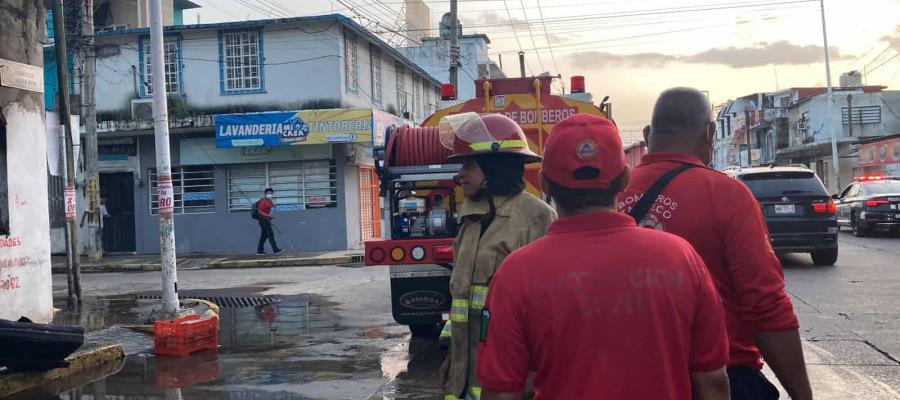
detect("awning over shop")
(214, 109), (376, 148)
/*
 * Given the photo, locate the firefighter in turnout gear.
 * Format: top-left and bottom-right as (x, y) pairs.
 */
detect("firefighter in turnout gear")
(437, 112), (557, 400)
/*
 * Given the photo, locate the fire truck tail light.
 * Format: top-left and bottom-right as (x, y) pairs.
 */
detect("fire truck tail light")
(411, 246), (426, 261)
(390, 247), (406, 262)
(813, 200), (836, 214)
(433, 245), (454, 262)
(369, 247), (385, 263)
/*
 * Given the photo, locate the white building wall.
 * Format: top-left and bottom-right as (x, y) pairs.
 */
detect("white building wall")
(1, 103), (53, 323)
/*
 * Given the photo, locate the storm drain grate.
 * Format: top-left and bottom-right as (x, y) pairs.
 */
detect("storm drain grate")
(349, 255), (364, 263)
(135, 294), (279, 308)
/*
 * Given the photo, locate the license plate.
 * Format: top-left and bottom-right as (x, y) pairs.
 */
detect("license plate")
(774, 204), (795, 214)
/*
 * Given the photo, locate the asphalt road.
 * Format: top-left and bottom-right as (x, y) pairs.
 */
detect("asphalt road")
(40, 230), (900, 399)
(772, 230), (900, 399)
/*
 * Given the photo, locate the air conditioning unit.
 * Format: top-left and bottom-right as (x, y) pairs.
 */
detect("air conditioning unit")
(131, 98), (154, 121)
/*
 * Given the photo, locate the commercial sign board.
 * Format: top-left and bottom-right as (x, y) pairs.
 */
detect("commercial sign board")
(859, 136), (900, 168)
(215, 109), (373, 148)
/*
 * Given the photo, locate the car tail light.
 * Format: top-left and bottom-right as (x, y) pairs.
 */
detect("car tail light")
(433, 245), (454, 262)
(813, 200), (836, 214)
(866, 199), (889, 207)
(369, 247), (385, 263)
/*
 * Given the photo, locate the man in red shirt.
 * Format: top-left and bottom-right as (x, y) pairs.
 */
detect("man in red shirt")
(256, 188), (282, 255)
(477, 114), (730, 400)
(619, 88), (812, 400)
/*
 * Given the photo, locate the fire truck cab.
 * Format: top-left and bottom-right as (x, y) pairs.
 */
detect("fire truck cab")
(365, 76), (608, 336)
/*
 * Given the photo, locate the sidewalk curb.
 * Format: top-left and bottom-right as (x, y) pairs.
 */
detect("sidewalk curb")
(51, 264), (160, 274)
(0, 344), (125, 397)
(207, 255), (356, 269)
(50, 254), (362, 273)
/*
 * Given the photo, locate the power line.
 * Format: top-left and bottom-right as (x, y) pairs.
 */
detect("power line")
(535, 0), (561, 80)
(501, 0), (528, 75)
(867, 52), (899, 75)
(395, 0), (820, 32)
(518, 0), (546, 73)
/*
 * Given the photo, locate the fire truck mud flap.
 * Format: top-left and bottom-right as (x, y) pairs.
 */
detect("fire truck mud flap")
(389, 264), (451, 331)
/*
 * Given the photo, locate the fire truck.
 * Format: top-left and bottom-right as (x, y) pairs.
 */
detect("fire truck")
(365, 76), (609, 336)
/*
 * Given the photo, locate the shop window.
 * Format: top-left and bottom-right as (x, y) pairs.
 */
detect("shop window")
(0, 117), (8, 235)
(149, 166), (215, 215)
(228, 160), (337, 212)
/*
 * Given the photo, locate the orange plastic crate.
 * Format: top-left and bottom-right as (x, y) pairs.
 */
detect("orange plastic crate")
(154, 315), (219, 357)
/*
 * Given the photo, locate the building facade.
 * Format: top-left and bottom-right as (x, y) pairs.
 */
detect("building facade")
(714, 86), (900, 193)
(89, 14), (440, 254)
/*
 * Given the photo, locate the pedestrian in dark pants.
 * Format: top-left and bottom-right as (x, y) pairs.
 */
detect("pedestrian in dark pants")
(257, 188), (282, 255)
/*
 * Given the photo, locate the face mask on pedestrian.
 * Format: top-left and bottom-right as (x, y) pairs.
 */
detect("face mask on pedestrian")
(266, 193), (273, 199)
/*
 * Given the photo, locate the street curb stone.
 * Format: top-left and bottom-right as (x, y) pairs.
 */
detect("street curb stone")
(0, 344), (125, 397)
(50, 254), (362, 274)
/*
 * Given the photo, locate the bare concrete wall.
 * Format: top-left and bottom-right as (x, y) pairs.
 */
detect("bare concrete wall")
(0, 0), (53, 323)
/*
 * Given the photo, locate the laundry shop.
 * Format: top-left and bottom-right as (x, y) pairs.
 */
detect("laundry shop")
(95, 108), (403, 254)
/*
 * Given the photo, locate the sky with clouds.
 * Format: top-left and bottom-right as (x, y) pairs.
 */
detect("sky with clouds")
(184, 0), (900, 139)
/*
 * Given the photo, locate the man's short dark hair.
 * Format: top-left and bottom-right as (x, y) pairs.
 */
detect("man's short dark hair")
(650, 87), (711, 135)
(264, 188), (274, 194)
(546, 173), (625, 213)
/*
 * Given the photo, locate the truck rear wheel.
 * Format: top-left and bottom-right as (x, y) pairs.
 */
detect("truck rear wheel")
(409, 323), (442, 339)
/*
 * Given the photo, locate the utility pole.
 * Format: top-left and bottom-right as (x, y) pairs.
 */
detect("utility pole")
(53, 0), (82, 303)
(448, 0), (459, 89)
(82, 0), (102, 261)
(745, 109), (752, 167)
(820, 0), (841, 193)
(149, 0), (179, 315)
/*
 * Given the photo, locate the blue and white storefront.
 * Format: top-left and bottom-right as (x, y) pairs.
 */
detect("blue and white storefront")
(97, 108), (404, 254)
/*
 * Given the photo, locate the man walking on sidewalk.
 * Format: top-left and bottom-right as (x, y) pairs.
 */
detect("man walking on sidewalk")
(256, 188), (282, 255)
(619, 88), (812, 400)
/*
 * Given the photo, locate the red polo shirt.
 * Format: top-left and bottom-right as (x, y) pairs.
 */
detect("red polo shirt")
(258, 198), (274, 221)
(618, 152), (799, 369)
(477, 211), (727, 399)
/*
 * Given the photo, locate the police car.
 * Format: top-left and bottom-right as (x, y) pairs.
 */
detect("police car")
(725, 165), (838, 266)
(834, 176), (900, 237)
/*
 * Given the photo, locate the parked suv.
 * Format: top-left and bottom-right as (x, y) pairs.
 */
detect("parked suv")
(725, 166), (838, 265)
(835, 176), (900, 236)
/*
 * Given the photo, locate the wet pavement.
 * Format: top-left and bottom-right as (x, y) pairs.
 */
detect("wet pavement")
(13, 285), (444, 400)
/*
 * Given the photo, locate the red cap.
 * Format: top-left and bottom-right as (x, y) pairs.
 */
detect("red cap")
(542, 114), (625, 189)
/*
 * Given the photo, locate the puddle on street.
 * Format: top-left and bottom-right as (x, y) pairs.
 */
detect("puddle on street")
(6, 292), (443, 400)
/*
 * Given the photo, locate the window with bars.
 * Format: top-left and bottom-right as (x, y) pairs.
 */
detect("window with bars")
(344, 30), (359, 93)
(140, 37), (181, 96)
(219, 29), (263, 94)
(149, 166), (216, 215)
(395, 62), (407, 114)
(228, 160), (337, 212)
(841, 106), (881, 125)
(370, 46), (382, 104)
